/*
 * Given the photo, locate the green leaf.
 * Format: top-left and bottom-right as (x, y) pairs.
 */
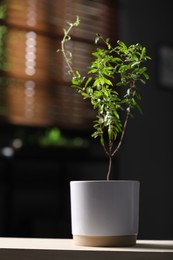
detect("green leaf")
(104, 78), (113, 86)
(117, 40), (127, 50)
(81, 92), (90, 99)
(84, 77), (92, 87)
(143, 72), (149, 79)
(131, 61), (140, 68)
(88, 68), (98, 74)
(140, 79), (146, 84)
(141, 47), (146, 58)
(95, 34), (100, 44)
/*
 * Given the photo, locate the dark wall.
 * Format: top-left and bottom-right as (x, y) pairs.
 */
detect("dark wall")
(118, 0), (173, 239)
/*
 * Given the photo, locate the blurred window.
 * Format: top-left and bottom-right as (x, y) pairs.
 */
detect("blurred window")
(0, 0), (118, 131)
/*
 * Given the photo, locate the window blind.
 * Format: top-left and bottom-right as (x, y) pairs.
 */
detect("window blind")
(0, 0), (118, 131)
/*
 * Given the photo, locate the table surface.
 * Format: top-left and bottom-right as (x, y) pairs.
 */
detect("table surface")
(0, 238), (173, 260)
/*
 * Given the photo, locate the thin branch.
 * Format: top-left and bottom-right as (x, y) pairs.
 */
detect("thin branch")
(101, 141), (109, 157)
(112, 80), (135, 157)
(112, 109), (130, 157)
(60, 24), (76, 78)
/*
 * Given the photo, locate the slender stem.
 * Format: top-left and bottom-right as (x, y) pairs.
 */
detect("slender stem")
(112, 109), (130, 157)
(107, 154), (112, 180)
(61, 25), (76, 78)
(112, 80), (135, 157)
(101, 142), (109, 156)
(106, 140), (113, 180)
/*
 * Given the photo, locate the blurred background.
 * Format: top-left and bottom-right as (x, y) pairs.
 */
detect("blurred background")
(0, 0), (173, 240)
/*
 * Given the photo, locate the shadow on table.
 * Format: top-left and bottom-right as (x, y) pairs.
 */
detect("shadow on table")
(135, 241), (173, 250)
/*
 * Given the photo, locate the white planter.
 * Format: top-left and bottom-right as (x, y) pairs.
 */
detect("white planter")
(70, 180), (140, 247)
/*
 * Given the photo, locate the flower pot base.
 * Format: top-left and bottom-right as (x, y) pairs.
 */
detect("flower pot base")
(73, 234), (137, 247)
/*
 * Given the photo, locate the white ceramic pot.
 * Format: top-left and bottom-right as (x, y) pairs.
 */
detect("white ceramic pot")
(70, 180), (140, 247)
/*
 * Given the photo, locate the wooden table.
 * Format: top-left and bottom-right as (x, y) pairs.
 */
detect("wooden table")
(0, 238), (173, 260)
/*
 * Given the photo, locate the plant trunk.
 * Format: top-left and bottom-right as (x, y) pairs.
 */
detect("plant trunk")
(107, 154), (112, 180)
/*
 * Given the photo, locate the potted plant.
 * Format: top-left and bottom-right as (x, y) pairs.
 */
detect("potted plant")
(57, 16), (151, 247)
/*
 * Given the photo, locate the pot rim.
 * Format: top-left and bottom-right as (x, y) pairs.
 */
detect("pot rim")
(70, 180), (139, 184)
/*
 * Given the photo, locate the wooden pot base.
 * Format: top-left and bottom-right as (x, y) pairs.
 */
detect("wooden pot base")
(73, 235), (137, 247)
